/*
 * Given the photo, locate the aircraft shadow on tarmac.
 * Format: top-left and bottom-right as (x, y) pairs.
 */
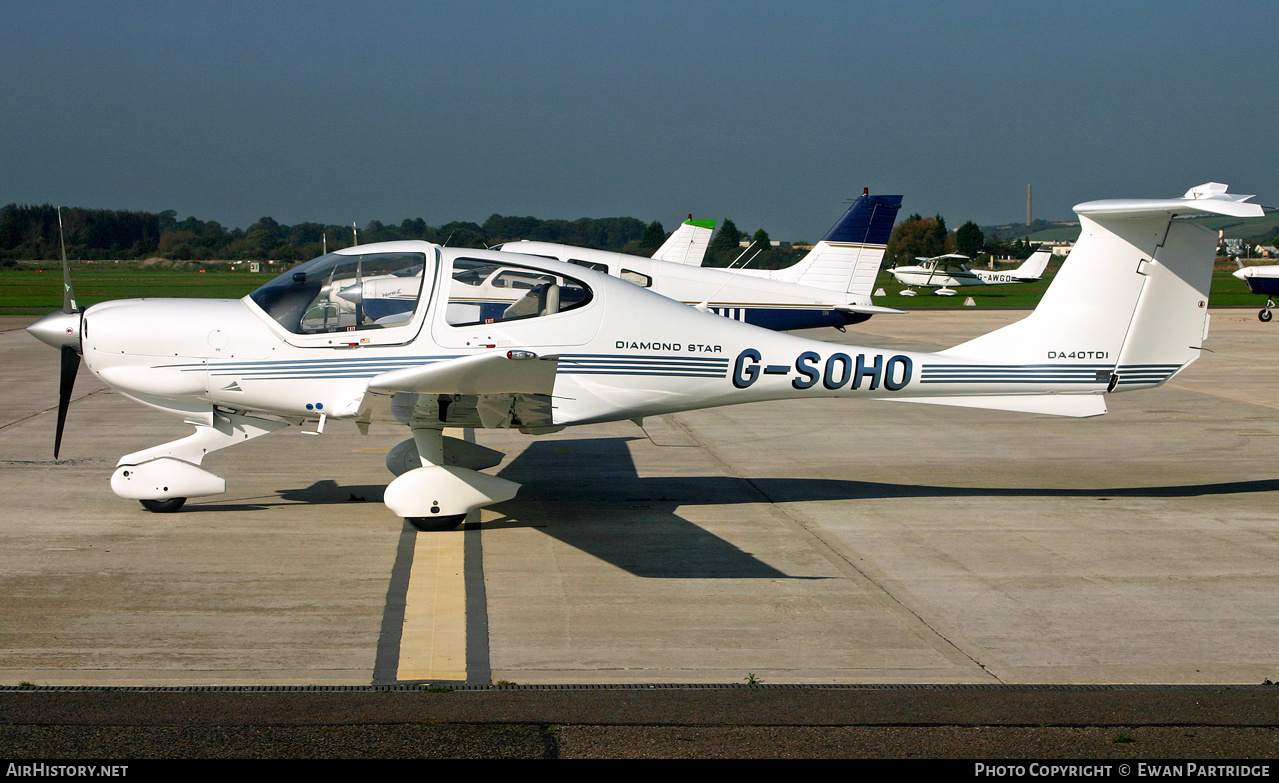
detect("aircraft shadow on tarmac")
(489, 437), (793, 579)
(191, 436), (1279, 578)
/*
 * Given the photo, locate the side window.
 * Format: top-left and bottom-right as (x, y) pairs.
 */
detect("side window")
(445, 259), (593, 326)
(569, 259), (609, 274)
(620, 269), (652, 288)
(492, 270), (556, 290)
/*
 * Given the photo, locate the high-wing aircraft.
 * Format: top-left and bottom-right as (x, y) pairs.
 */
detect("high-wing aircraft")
(27, 183), (1262, 530)
(494, 193), (903, 331)
(890, 249), (1052, 295)
(1231, 262), (1279, 322)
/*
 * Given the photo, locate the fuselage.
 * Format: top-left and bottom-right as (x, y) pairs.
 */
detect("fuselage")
(61, 241), (1119, 433)
(890, 264), (1033, 288)
(1233, 265), (1279, 297)
(495, 240), (878, 330)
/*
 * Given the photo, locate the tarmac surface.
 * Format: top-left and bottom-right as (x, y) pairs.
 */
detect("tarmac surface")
(4, 308), (1279, 758)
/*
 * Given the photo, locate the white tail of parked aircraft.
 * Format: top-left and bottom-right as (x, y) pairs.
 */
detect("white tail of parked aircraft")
(891, 182), (1264, 417)
(651, 216), (716, 265)
(1007, 247), (1052, 281)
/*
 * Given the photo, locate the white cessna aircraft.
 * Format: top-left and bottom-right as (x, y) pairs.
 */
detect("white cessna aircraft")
(891, 249), (1052, 295)
(494, 192), (904, 331)
(27, 183), (1261, 530)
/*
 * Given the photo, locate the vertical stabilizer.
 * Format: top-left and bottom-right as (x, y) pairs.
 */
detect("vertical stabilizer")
(653, 216), (716, 265)
(773, 194), (902, 296)
(942, 184), (1263, 391)
(1011, 248), (1052, 281)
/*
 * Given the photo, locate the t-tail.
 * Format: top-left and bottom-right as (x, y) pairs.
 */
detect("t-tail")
(652, 216), (716, 265)
(889, 183), (1264, 418)
(769, 192), (902, 297)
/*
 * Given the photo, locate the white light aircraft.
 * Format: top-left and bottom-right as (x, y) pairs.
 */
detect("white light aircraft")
(494, 193), (904, 331)
(891, 249), (1052, 295)
(28, 183), (1261, 530)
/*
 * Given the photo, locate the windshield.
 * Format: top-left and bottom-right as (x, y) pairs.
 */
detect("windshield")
(249, 251), (430, 334)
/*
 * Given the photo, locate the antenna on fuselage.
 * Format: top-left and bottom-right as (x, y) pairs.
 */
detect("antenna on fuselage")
(695, 240), (764, 312)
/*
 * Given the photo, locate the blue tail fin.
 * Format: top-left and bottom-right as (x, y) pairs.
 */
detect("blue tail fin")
(773, 193), (903, 296)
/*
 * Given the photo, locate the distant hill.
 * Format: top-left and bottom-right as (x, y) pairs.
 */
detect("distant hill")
(984, 212), (1279, 246)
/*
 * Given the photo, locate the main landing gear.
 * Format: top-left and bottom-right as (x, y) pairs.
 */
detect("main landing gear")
(140, 497), (186, 513)
(383, 426), (518, 531)
(407, 514), (467, 531)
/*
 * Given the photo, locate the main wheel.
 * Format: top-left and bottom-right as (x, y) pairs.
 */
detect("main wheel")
(140, 497), (186, 513)
(1261, 309), (1273, 323)
(406, 514), (466, 531)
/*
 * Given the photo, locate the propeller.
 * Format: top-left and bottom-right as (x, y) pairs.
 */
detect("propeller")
(26, 209), (86, 457)
(53, 207), (81, 458)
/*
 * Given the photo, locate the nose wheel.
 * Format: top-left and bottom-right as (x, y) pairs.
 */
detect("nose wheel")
(1261, 300), (1274, 322)
(140, 497), (187, 513)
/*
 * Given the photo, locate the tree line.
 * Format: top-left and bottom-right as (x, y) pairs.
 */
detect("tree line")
(7, 202), (1043, 272)
(0, 204), (667, 264)
(884, 214), (1039, 266)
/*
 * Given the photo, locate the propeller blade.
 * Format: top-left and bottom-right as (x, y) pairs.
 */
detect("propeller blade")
(54, 344), (80, 458)
(58, 207), (77, 314)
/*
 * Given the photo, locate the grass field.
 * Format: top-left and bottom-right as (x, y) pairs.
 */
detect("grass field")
(0, 262), (267, 313)
(870, 267), (1263, 309)
(0, 259), (1269, 315)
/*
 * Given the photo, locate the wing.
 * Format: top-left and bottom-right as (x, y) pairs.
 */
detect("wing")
(358, 350), (563, 432)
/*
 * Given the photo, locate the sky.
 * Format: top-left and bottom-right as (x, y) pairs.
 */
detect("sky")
(1, 0), (1275, 240)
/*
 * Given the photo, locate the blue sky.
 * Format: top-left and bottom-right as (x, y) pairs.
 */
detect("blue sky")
(1, 0), (1275, 239)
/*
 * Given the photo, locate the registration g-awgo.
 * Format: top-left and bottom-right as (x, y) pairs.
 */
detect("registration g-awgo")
(26, 183), (1263, 529)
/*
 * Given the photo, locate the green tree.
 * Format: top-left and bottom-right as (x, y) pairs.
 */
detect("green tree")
(639, 220), (667, 250)
(955, 221), (984, 257)
(752, 228), (771, 248)
(885, 214), (947, 266)
(712, 219), (743, 251)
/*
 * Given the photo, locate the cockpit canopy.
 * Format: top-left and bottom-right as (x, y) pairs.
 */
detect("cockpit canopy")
(915, 254), (973, 274)
(249, 250), (429, 334)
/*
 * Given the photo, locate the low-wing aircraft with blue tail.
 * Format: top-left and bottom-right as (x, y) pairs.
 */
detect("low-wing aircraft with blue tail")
(494, 192), (904, 331)
(27, 183), (1262, 529)
(1231, 261), (1279, 322)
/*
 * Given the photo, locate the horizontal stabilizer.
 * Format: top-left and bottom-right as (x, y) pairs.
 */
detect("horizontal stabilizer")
(835, 304), (906, 315)
(885, 394), (1107, 418)
(367, 350), (559, 395)
(1075, 182), (1265, 219)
